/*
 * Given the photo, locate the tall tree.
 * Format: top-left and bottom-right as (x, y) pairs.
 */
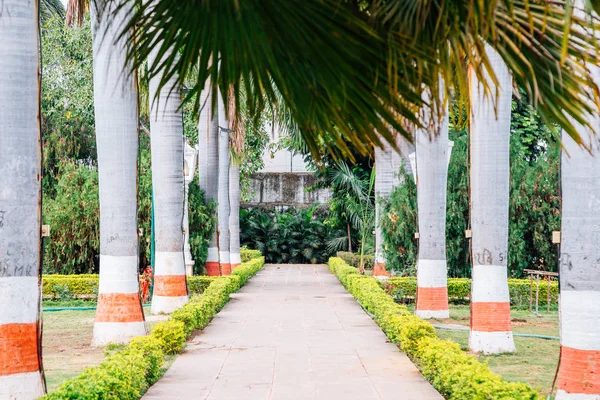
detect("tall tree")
(0, 0), (46, 397)
(217, 89), (231, 275)
(198, 80), (220, 276)
(148, 33), (188, 314)
(374, 141), (394, 277)
(468, 44), (515, 354)
(415, 88), (450, 319)
(89, 0), (146, 345)
(557, 126), (600, 399)
(228, 89), (243, 270)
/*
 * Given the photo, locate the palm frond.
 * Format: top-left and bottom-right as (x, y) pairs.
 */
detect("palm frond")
(41, 0), (65, 21)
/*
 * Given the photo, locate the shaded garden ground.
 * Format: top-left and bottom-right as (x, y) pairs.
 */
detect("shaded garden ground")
(42, 307), (168, 392)
(405, 304), (559, 396)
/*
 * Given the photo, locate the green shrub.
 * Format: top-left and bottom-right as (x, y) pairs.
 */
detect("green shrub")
(336, 251), (374, 270)
(240, 247), (262, 262)
(384, 277), (558, 306)
(150, 320), (186, 355)
(328, 257), (540, 400)
(240, 207), (339, 264)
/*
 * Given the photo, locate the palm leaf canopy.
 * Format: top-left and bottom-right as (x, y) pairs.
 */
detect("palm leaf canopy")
(41, 0), (65, 20)
(106, 0), (599, 159)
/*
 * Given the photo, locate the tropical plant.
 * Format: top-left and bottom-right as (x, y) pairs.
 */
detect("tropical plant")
(0, 1), (46, 397)
(240, 207), (341, 264)
(557, 117), (600, 399)
(414, 94), (450, 319)
(148, 28), (188, 314)
(122, 0), (600, 162)
(89, 0), (146, 346)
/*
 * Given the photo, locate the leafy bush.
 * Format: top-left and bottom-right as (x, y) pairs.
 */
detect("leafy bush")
(336, 251), (374, 270)
(44, 256), (265, 399)
(188, 177), (217, 275)
(384, 277), (557, 306)
(240, 247), (262, 263)
(328, 257), (539, 400)
(240, 207), (340, 264)
(150, 321), (186, 355)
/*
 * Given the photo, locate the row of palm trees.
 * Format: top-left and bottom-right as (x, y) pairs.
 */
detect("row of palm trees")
(0, 0), (241, 397)
(3, 0), (600, 399)
(374, 46), (600, 398)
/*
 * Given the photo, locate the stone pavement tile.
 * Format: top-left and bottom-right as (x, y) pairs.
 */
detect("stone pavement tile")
(143, 264), (442, 400)
(205, 381), (272, 400)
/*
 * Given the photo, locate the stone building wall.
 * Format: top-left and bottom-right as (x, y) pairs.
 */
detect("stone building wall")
(242, 173), (332, 209)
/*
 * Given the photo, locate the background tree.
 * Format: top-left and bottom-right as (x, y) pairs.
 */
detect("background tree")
(0, 1), (46, 397)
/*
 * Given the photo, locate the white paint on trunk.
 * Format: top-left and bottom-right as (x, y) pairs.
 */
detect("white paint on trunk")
(0, 372), (44, 399)
(556, 390), (600, 400)
(230, 253), (242, 265)
(217, 89), (231, 261)
(560, 291), (600, 350)
(219, 251), (231, 265)
(229, 163), (241, 261)
(0, 277), (38, 324)
(92, 321), (147, 346)
(468, 44), (514, 353)
(207, 247), (219, 262)
(416, 259), (448, 288)
(154, 252), (186, 277)
(468, 331), (516, 354)
(471, 265), (510, 303)
(415, 310), (449, 319)
(97, 255), (139, 294)
(151, 296), (189, 315)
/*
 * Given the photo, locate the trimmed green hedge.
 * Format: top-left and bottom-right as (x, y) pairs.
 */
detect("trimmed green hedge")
(336, 251), (374, 270)
(43, 256), (265, 399)
(328, 257), (539, 400)
(385, 277), (558, 306)
(42, 248), (263, 300)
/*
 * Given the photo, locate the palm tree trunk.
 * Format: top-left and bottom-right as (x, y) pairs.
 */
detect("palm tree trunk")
(373, 140), (393, 277)
(556, 125), (600, 399)
(148, 40), (188, 315)
(468, 44), (515, 354)
(91, 0), (146, 346)
(198, 80), (220, 276)
(229, 162), (241, 270)
(415, 91), (450, 319)
(217, 90), (231, 275)
(0, 1), (46, 397)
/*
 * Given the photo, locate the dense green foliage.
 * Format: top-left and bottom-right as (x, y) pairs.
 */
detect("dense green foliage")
(381, 97), (560, 278)
(44, 257), (265, 399)
(40, 16), (215, 274)
(240, 207), (342, 264)
(384, 277), (558, 307)
(328, 258), (539, 399)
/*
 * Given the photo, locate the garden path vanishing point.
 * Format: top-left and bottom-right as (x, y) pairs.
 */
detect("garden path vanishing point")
(143, 264), (442, 400)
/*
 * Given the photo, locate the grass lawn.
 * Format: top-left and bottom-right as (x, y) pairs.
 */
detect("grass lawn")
(42, 305), (167, 392)
(405, 304), (560, 396)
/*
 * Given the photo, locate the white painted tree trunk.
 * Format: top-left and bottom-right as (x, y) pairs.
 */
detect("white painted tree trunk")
(148, 42), (188, 315)
(374, 140), (394, 277)
(556, 106), (600, 400)
(217, 90), (231, 275)
(198, 80), (220, 275)
(415, 93), (450, 319)
(374, 135), (414, 277)
(91, 0), (146, 345)
(229, 162), (241, 269)
(468, 44), (515, 354)
(0, 1), (46, 397)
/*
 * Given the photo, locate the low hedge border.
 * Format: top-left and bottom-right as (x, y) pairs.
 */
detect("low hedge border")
(385, 277), (558, 307)
(43, 256), (265, 399)
(328, 257), (539, 400)
(42, 248), (262, 300)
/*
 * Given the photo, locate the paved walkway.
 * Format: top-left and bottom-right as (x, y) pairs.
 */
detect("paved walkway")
(143, 264), (442, 400)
